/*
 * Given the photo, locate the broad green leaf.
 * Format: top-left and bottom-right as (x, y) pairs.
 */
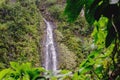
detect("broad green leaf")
(88, 50), (100, 59)
(72, 73), (80, 80)
(10, 62), (20, 70)
(79, 65), (93, 74)
(37, 67), (46, 72)
(64, 0), (85, 22)
(0, 69), (11, 79)
(60, 70), (70, 74)
(95, 65), (103, 74)
(23, 74), (29, 80)
(80, 60), (89, 67)
(105, 25), (116, 48)
(85, 0), (95, 23)
(94, 1), (109, 20)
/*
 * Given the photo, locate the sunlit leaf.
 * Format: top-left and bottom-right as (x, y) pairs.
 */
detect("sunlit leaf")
(10, 62), (20, 71)
(0, 69), (11, 79)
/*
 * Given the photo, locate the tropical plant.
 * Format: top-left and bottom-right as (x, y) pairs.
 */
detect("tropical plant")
(0, 62), (46, 80)
(65, 0), (120, 80)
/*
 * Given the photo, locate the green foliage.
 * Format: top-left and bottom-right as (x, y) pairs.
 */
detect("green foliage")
(0, 0), (41, 68)
(48, 4), (64, 20)
(65, 0), (120, 79)
(0, 62), (46, 80)
(45, 0), (56, 5)
(48, 70), (72, 80)
(64, 0), (85, 22)
(65, 0), (120, 48)
(57, 15), (93, 70)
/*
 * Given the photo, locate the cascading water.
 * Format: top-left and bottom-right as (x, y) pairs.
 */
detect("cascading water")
(43, 19), (57, 73)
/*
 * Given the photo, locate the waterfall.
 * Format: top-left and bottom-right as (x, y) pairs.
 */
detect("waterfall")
(43, 19), (57, 73)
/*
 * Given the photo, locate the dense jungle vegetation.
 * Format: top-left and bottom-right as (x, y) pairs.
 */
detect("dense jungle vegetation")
(0, 0), (120, 80)
(0, 0), (41, 68)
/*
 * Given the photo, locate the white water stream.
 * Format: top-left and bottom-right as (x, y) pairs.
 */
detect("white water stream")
(43, 19), (73, 79)
(44, 19), (57, 72)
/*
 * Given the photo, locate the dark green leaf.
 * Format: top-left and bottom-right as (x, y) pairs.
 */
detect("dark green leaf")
(105, 24), (116, 48)
(95, 65), (103, 74)
(94, 1), (109, 20)
(102, 4), (118, 19)
(79, 65), (93, 74)
(113, 14), (120, 39)
(85, 0), (101, 25)
(64, 0), (85, 22)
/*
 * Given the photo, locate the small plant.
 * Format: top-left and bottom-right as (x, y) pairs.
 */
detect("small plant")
(0, 62), (46, 80)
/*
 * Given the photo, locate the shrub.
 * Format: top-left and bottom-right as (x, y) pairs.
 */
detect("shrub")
(0, 62), (46, 80)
